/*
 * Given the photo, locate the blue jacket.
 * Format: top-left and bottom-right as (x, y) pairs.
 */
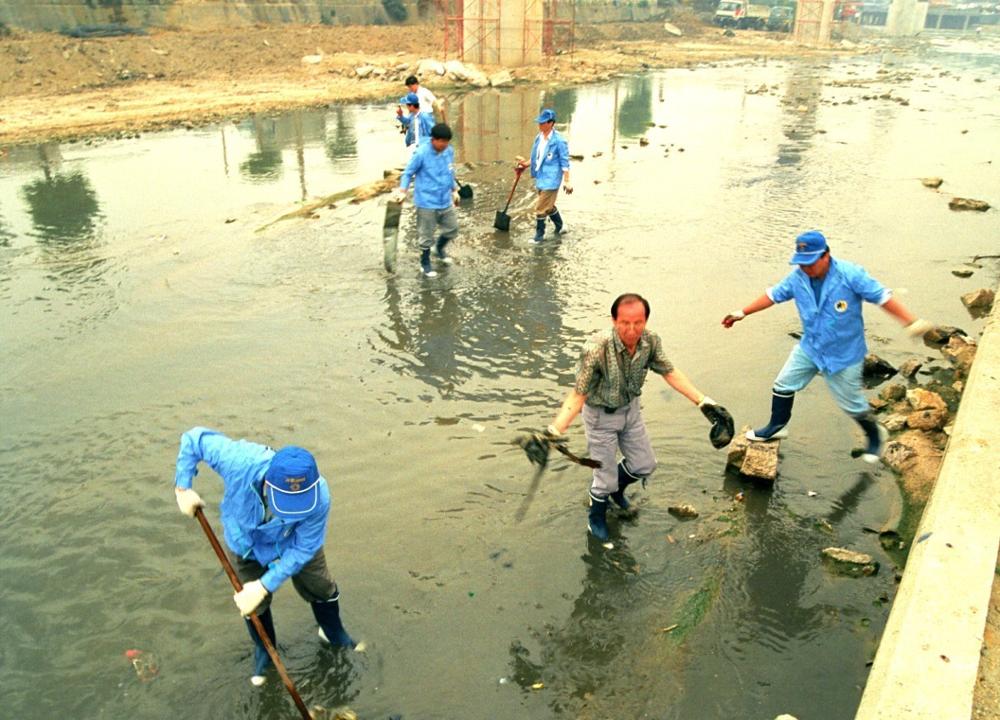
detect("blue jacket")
(400, 142), (457, 210)
(529, 129), (570, 191)
(767, 258), (891, 374)
(399, 110), (434, 148)
(174, 427), (330, 593)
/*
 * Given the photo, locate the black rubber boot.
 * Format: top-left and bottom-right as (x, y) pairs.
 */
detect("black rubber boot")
(854, 413), (888, 465)
(587, 492), (609, 541)
(245, 607), (276, 683)
(610, 459), (643, 511)
(748, 391), (794, 441)
(420, 248), (437, 278)
(549, 209), (565, 235)
(435, 235), (453, 265)
(533, 217), (546, 244)
(312, 593), (356, 649)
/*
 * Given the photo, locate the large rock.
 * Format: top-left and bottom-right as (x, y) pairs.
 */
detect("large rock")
(906, 388), (947, 411)
(882, 430), (946, 505)
(465, 68), (490, 88)
(726, 426), (778, 480)
(879, 383), (907, 402)
(444, 59), (469, 81)
(961, 287), (995, 312)
(417, 58), (446, 76)
(822, 547), (879, 576)
(864, 353), (897, 380)
(355, 65), (375, 78)
(924, 325), (967, 345)
(941, 335), (978, 376)
(897, 358), (923, 379)
(663, 21), (684, 36)
(948, 197), (990, 211)
(907, 407), (948, 431)
(883, 412), (908, 432)
(489, 70), (514, 88)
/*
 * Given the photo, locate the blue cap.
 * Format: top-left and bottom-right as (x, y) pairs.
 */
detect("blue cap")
(403, 92), (420, 106)
(264, 447), (321, 518)
(535, 108), (556, 124)
(790, 230), (828, 265)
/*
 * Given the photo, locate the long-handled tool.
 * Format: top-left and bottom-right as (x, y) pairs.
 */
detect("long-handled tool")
(383, 199), (403, 273)
(493, 166), (525, 232)
(513, 432), (601, 522)
(194, 508), (312, 720)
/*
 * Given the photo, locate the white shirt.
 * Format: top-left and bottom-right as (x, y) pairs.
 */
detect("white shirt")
(534, 130), (552, 172)
(417, 86), (437, 115)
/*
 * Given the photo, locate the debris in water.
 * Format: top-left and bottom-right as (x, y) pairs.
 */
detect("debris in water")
(657, 623), (680, 634)
(125, 649), (159, 682)
(668, 504), (698, 519)
(920, 177), (943, 188)
(948, 197), (990, 212)
(531, 682), (545, 690)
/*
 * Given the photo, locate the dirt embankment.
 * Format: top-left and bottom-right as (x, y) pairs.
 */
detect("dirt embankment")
(0, 18), (850, 145)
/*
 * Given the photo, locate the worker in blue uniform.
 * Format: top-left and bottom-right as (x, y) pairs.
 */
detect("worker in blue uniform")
(515, 108), (573, 244)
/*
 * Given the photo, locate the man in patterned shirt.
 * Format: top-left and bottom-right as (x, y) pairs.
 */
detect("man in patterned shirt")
(543, 293), (730, 541)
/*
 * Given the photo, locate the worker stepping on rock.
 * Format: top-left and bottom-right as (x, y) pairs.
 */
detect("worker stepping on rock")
(746, 390), (794, 441)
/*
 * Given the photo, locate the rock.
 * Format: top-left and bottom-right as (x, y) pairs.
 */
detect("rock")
(663, 22), (684, 36)
(355, 65), (375, 78)
(951, 267), (974, 278)
(907, 408), (948, 431)
(897, 358), (923, 379)
(727, 426), (779, 480)
(668, 504), (699, 519)
(879, 383), (907, 402)
(869, 397), (889, 412)
(961, 288), (994, 312)
(906, 388), (947, 412)
(948, 197), (990, 212)
(863, 354), (897, 380)
(466, 69), (490, 88)
(723, 28), (736, 37)
(417, 58), (446, 76)
(444, 59), (469, 81)
(488, 70), (514, 88)
(920, 177), (943, 188)
(924, 325), (967, 345)
(883, 413), (908, 432)
(941, 335), (977, 375)
(639, 137), (649, 146)
(822, 547), (879, 576)
(302, 52), (324, 65)
(882, 430), (946, 505)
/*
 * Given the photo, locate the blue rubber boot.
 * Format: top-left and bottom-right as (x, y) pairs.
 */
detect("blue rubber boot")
(609, 459), (643, 511)
(587, 492), (609, 541)
(532, 217), (546, 244)
(245, 607), (276, 684)
(747, 391), (794, 441)
(854, 413), (888, 465)
(435, 235), (454, 265)
(549, 209), (565, 235)
(313, 593), (356, 649)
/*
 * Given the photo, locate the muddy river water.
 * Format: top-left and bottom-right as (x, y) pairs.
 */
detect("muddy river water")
(2, 34), (998, 720)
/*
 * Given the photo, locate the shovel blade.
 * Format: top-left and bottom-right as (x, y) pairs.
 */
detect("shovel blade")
(493, 211), (511, 232)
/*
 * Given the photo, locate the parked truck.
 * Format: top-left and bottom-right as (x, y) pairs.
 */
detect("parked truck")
(714, 0), (771, 28)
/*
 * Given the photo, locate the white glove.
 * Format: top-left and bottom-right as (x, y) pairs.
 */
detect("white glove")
(390, 188), (406, 203)
(563, 183), (573, 194)
(175, 487), (205, 518)
(698, 396), (718, 409)
(904, 318), (934, 339)
(234, 580), (269, 617)
(722, 310), (745, 328)
(452, 190), (461, 206)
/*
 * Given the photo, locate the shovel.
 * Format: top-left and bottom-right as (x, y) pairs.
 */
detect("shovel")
(382, 199), (403, 273)
(493, 166), (525, 232)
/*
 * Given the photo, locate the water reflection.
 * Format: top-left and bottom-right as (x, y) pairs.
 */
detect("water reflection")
(541, 87), (578, 124)
(617, 76), (655, 138)
(372, 250), (566, 403)
(21, 147), (101, 244)
(0, 212), (13, 248)
(777, 63), (824, 166)
(325, 106), (358, 165)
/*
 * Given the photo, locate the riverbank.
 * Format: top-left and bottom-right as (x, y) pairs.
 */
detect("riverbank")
(856, 291), (1000, 720)
(0, 19), (861, 145)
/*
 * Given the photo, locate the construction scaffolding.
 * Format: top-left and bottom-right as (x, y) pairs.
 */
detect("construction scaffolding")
(443, 0), (574, 66)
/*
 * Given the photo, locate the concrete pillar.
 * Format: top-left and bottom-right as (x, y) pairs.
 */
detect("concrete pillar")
(886, 0), (924, 36)
(462, 0), (542, 66)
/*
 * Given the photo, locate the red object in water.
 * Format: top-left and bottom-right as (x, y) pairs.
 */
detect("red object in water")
(125, 649), (159, 682)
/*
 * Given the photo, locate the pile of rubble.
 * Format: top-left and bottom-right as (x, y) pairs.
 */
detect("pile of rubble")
(348, 57), (515, 89)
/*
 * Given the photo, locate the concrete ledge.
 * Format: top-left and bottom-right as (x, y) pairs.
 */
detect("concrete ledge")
(856, 293), (1000, 720)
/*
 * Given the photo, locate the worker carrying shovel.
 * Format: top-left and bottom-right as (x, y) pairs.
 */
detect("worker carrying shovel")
(515, 108), (572, 244)
(521, 293), (734, 542)
(173, 427), (360, 687)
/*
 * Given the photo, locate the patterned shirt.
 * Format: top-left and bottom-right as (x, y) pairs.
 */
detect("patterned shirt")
(573, 329), (674, 409)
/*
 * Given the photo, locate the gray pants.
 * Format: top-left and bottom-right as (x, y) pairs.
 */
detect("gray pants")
(582, 397), (657, 496)
(416, 206), (458, 250)
(228, 548), (339, 612)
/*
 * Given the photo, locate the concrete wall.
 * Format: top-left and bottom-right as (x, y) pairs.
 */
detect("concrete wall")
(0, 0), (399, 31)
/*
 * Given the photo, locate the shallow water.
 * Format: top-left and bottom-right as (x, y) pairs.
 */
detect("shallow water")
(1, 35), (998, 720)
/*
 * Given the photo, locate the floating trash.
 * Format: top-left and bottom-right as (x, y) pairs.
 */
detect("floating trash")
(124, 649), (159, 682)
